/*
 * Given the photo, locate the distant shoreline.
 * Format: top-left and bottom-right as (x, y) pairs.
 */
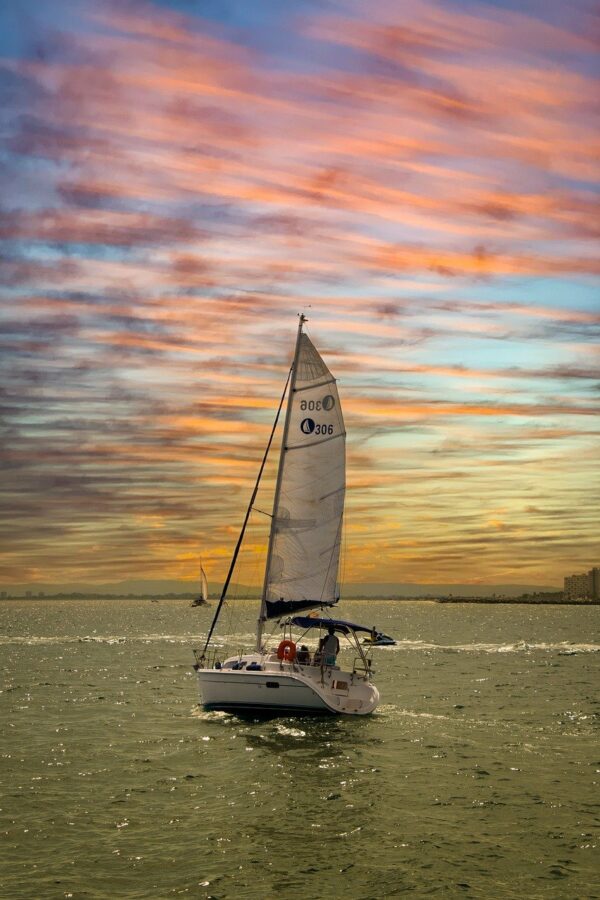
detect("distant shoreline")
(1, 593), (598, 605)
(435, 597), (598, 605)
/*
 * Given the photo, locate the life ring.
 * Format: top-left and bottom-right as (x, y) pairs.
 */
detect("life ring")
(277, 639), (297, 661)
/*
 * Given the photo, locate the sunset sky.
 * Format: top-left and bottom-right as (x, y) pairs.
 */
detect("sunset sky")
(1, 0), (598, 590)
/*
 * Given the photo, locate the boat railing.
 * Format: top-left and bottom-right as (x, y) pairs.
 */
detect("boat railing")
(352, 656), (373, 677)
(193, 647), (220, 669)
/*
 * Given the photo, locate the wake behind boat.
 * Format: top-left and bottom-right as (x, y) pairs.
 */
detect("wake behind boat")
(193, 315), (381, 716)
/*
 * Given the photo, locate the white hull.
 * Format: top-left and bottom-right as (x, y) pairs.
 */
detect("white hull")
(196, 654), (379, 716)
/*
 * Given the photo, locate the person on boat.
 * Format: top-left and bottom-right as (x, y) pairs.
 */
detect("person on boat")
(296, 645), (311, 665)
(321, 625), (340, 666)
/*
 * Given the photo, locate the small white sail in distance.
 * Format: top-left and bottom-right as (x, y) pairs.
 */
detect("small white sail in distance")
(200, 563), (209, 604)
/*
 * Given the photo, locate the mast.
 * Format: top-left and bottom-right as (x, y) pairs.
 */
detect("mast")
(256, 313), (306, 650)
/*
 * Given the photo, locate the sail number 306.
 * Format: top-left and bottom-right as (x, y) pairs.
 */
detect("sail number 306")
(299, 397), (334, 412)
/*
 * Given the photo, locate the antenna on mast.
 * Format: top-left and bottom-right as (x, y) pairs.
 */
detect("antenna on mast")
(299, 305), (311, 327)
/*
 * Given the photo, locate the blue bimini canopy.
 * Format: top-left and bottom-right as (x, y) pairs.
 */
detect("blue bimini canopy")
(290, 616), (375, 636)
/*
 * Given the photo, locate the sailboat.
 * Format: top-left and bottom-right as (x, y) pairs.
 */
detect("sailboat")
(193, 315), (380, 716)
(191, 563), (209, 607)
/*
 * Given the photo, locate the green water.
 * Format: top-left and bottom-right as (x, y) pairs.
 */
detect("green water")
(1, 600), (598, 899)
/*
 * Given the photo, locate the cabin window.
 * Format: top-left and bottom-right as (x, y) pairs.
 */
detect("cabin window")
(266, 681), (279, 689)
(333, 680), (348, 691)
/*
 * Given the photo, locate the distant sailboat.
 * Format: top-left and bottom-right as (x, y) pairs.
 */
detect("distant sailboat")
(193, 315), (381, 716)
(191, 563), (209, 607)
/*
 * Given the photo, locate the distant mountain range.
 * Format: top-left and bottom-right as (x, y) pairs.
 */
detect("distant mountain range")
(2, 579), (559, 598)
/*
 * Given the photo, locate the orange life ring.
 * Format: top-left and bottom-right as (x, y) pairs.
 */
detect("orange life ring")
(277, 639), (297, 661)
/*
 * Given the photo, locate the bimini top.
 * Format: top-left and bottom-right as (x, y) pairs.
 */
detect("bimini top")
(290, 616), (375, 636)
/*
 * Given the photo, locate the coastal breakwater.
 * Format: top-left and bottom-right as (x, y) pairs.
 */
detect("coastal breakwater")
(436, 594), (598, 604)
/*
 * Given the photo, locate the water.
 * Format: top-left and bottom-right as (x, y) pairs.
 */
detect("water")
(1, 599), (598, 899)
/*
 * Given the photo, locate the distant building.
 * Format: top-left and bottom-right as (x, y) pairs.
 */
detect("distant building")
(563, 567), (600, 601)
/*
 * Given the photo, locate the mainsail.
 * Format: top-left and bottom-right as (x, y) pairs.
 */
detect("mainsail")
(263, 331), (346, 618)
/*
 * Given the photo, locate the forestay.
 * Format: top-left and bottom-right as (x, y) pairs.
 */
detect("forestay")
(264, 333), (346, 618)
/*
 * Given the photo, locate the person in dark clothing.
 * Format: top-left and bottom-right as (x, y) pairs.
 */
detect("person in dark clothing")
(296, 645), (311, 665)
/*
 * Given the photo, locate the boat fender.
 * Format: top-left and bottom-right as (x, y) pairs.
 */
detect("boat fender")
(277, 639), (297, 661)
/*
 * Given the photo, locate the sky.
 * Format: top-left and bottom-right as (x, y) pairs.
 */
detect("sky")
(0, 0), (598, 591)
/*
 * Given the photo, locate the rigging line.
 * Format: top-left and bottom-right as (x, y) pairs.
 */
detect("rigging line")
(252, 506), (273, 518)
(257, 313), (306, 649)
(199, 364), (293, 659)
(339, 516), (346, 603)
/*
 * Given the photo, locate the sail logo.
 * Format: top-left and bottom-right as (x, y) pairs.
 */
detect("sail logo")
(300, 418), (334, 436)
(322, 395), (335, 410)
(300, 418), (315, 434)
